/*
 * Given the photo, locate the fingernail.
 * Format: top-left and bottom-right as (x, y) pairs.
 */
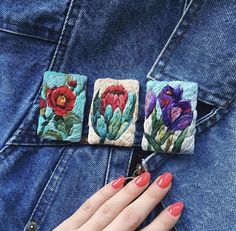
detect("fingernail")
(168, 202), (184, 217)
(111, 176), (126, 189)
(135, 172), (151, 187)
(156, 172), (173, 189)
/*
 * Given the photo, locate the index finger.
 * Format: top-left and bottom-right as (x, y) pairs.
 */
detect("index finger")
(53, 176), (126, 231)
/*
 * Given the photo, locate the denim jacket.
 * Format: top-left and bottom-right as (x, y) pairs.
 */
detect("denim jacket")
(0, 0), (235, 230)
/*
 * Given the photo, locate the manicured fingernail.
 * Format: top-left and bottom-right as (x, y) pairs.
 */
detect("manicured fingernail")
(111, 176), (126, 189)
(168, 202), (184, 217)
(156, 172), (173, 189)
(135, 172), (151, 187)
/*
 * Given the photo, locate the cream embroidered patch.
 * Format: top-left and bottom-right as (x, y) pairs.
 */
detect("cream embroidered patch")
(88, 78), (139, 147)
(141, 80), (198, 154)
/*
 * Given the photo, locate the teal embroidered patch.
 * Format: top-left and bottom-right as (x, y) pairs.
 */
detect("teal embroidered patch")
(88, 78), (139, 147)
(37, 71), (87, 142)
(142, 80), (198, 154)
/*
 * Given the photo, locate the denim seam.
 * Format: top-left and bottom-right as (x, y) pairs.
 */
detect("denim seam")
(126, 147), (134, 177)
(0, 0), (76, 149)
(147, 0), (235, 108)
(48, 0), (76, 71)
(0, 28), (57, 43)
(196, 108), (218, 126)
(49, 0), (86, 72)
(147, 0), (197, 79)
(183, 0), (188, 15)
(23, 147), (73, 231)
(3, 107), (223, 147)
(0, 17), (63, 34)
(104, 147), (113, 185)
(33, 0), (76, 105)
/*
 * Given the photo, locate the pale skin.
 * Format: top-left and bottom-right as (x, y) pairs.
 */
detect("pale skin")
(54, 172), (184, 231)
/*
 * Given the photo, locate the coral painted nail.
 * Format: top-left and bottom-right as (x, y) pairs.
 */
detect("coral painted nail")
(168, 202), (184, 217)
(156, 172), (173, 189)
(111, 176), (126, 189)
(135, 172), (151, 187)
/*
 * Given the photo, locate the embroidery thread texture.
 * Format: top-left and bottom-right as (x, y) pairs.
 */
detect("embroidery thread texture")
(88, 78), (139, 147)
(142, 80), (198, 154)
(37, 71), (87, 142)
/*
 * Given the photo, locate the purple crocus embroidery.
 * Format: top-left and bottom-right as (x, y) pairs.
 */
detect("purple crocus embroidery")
(158, 85), (183, 110)
(145, 90), (157, 118)
(142, 80), (198, 154)
(162, 100), (193, 131)
(158, 85), (193, 131)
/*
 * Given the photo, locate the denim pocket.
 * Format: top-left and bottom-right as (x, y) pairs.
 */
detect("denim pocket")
(0, 0), (71, 42)
(148, 0), (236, 109)
(0, 0), (86, 150)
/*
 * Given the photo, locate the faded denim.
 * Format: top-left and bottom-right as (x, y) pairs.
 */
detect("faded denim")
(0, 0), (235, 230)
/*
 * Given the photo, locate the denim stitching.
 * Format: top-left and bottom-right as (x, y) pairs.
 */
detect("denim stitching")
(126, 147), (134, 177)
(183, 0), (188, 13)
(0, 17), (63, 34)
(1, 0), (77, 148)
(50, 0), (85, 70)
(0, 28), (57, 43)
(23, 147), (72, 231)
(104, 147), (113, 185)
(49, 0), (76, 71)
(147, 0), (196, 79)
(33, 0), (76, 105)
(148, 0), (234, 108)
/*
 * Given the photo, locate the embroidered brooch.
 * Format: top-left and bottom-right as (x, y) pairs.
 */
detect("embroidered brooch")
(37, 71), (87, 142)
(141, 80), (198, 154)
(88, 78), (139, 147)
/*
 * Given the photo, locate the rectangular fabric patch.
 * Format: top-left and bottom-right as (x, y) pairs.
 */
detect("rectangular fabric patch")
(88, 78), (139, 147)
(142, 80), (198, 154)
(37, 71), (87, 142)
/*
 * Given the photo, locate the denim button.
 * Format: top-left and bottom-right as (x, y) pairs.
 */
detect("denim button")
(27, 221), (37, 231)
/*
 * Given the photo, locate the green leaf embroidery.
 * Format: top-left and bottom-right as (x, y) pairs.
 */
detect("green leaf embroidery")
(107, 108), (122, 140)
(159, 130), (174, 146)
(37, 112), (54, 136)
(96, 115), (107, 139)
(122, 93), (136, 124)
(164, 134), (174, 153)
(40, 108), (46, 116)
(144, 133), (162, 152)
(151, 109), (163, 137)
(172, 128), (189, 153)
(66, 74), (73, 83)
(54, 112), (81, 136)
(41, 129), (62, 141)
(104, 105), (113, 122)
(114, 122), (129, 140)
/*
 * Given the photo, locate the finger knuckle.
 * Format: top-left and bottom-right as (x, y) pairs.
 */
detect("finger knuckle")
(100, 203), (116, 219)
(121, 206), (141, 229)
(99, 187), (110, 198)
(145, 188), (160, 201)
(80, 199), (94, 214)
(122, 184), (137, 199)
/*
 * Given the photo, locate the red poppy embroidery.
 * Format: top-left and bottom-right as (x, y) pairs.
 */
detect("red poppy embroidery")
(46, 86), (76, 117)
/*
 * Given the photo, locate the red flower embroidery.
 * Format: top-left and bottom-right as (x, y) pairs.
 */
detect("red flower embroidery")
(40, 98), (46, 109)
(46, 86), (76, 116)
(68, 80), (77, 88)
(100, 85), (128, 114)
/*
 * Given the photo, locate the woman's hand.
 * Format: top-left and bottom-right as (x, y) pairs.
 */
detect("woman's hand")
(54, 172), (184, 231)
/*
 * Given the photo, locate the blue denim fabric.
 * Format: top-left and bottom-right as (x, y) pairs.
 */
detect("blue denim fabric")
(0, 0), (235, 231)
